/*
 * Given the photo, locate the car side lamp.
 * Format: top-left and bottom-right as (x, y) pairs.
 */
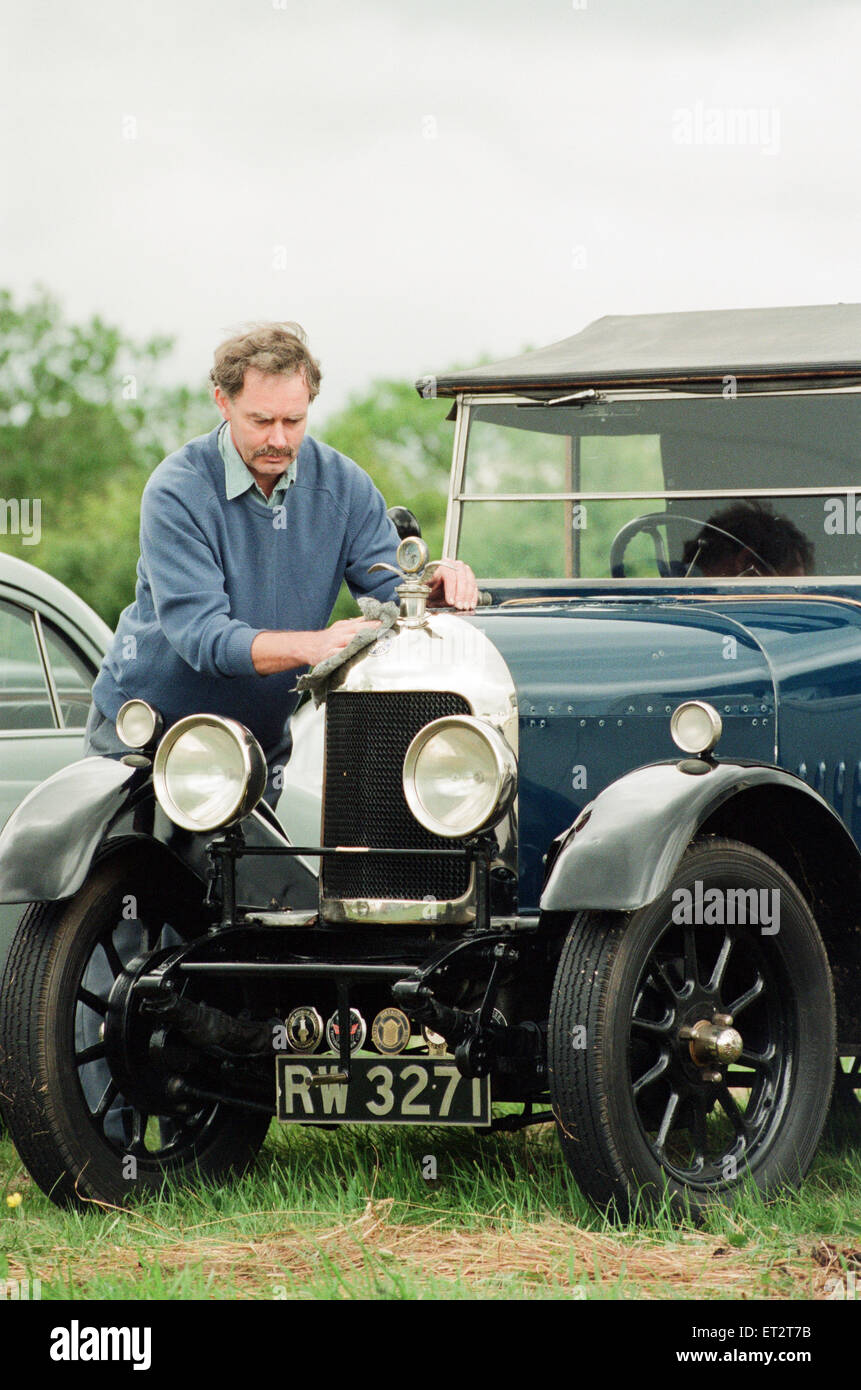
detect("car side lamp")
(670, 700), (722, 772)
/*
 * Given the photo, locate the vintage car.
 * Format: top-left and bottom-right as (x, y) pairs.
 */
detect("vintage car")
(0, 303), (859, 1219)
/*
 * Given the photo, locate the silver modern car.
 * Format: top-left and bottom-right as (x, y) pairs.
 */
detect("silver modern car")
(0, 555), (112, 962)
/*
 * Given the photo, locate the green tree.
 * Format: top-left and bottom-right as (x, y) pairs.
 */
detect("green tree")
(0, 288), (212, 625)
(0, 289), (463, 628)
(317, 379), (455, 619)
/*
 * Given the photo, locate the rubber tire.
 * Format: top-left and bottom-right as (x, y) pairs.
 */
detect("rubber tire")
(548, 837), (836, 1220)
(0, 848), (270, 1208)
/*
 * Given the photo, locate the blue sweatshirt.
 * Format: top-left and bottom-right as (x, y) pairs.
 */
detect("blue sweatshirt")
(92, 424), (400, 752)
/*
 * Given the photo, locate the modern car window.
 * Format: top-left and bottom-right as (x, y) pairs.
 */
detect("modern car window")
(0, 599), (55, 730)
(41, 620), (96, 729)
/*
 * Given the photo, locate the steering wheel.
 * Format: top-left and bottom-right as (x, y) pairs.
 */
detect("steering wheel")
(609, 512), (777, 579)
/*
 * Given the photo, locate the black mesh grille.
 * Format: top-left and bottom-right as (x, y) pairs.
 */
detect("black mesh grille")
(323, 691), (472, 901)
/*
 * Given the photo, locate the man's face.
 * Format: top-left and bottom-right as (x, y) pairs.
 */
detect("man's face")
(215, 368), (311, 497)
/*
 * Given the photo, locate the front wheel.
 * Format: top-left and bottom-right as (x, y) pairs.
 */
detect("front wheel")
(548, 838), (836, 1219)
(0, 848), (270, 1208)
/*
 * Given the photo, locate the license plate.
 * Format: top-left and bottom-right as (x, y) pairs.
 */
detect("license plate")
(276, 1055), (491, 1126)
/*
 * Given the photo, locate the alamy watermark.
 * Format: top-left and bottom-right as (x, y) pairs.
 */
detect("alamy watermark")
(50, 1322), (151, 1370)
(1, 1278), (41, 1299)
(825, 1271), (858, 1300)
(0, 497), (41, 545)
(672, 881), (780, 935)
(672, 102), (781, 157)
(824, 492), (861, 534)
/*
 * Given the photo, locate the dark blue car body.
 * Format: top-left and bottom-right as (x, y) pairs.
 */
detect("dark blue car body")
(469, 586), (861, 907)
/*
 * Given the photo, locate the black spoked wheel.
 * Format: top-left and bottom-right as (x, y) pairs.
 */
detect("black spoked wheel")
(548, 838), (836, 1219)
(0, 847), (269, 1208)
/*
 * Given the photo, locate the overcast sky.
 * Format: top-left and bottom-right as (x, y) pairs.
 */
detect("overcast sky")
(3, 0), (860, 421)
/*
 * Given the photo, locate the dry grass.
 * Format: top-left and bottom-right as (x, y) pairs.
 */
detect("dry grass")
(6, 1198), (858, 1300)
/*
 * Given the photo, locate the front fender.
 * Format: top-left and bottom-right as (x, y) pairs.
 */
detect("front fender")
(0, 755), (318, 912)
(0, 756), (143, 903)
(539, 759), (859, 912)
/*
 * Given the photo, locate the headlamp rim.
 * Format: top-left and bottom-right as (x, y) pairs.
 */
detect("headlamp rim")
(402, 713), (517, 839)
(152, 713), (267, 832)
(669, 700), (723, 756)
(115, 699), (163, 750)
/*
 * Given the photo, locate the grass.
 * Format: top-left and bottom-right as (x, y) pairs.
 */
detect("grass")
(2, 1110), (860, 1301)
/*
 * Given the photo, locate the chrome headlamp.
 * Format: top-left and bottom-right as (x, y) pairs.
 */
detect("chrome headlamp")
(670, 700), (723, 756)
(153, 715), (267, 832)
(116, 699), (163, 750)
(403, 715), (517, 839)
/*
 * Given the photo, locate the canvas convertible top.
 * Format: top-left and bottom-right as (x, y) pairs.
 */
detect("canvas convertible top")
(420, 303), (861, 398)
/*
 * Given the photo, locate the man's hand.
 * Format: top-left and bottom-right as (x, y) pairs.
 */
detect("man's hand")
(426, 560), (479, 611)
(249, 560), (478, 676)
(251, 619), (381, 674)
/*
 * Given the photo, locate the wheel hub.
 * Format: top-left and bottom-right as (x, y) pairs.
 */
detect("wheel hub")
(680, 1012), (743, 1077)
(103, 949), (192, 1115)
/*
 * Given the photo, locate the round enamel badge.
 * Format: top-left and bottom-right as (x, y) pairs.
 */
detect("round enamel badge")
(325, 1008), (367, 1054)
(371, 1007), (412, 1055)
(285, 1006), (324, 1053)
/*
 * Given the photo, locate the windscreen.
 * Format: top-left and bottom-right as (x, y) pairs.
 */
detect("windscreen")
(457, 393), (861, 578)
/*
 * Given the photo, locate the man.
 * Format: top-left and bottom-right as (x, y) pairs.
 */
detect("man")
(85, 322), (478, 804)
(681, 501), (814, 577)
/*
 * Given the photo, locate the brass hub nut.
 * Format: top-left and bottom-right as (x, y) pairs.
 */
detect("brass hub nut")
(685, 1018), (743, 1067)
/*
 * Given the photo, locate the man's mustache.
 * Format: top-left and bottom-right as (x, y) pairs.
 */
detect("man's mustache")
(252, 447), (294, 460)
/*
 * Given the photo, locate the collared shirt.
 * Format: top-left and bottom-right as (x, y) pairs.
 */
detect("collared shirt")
(218, 421), (297, 509)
